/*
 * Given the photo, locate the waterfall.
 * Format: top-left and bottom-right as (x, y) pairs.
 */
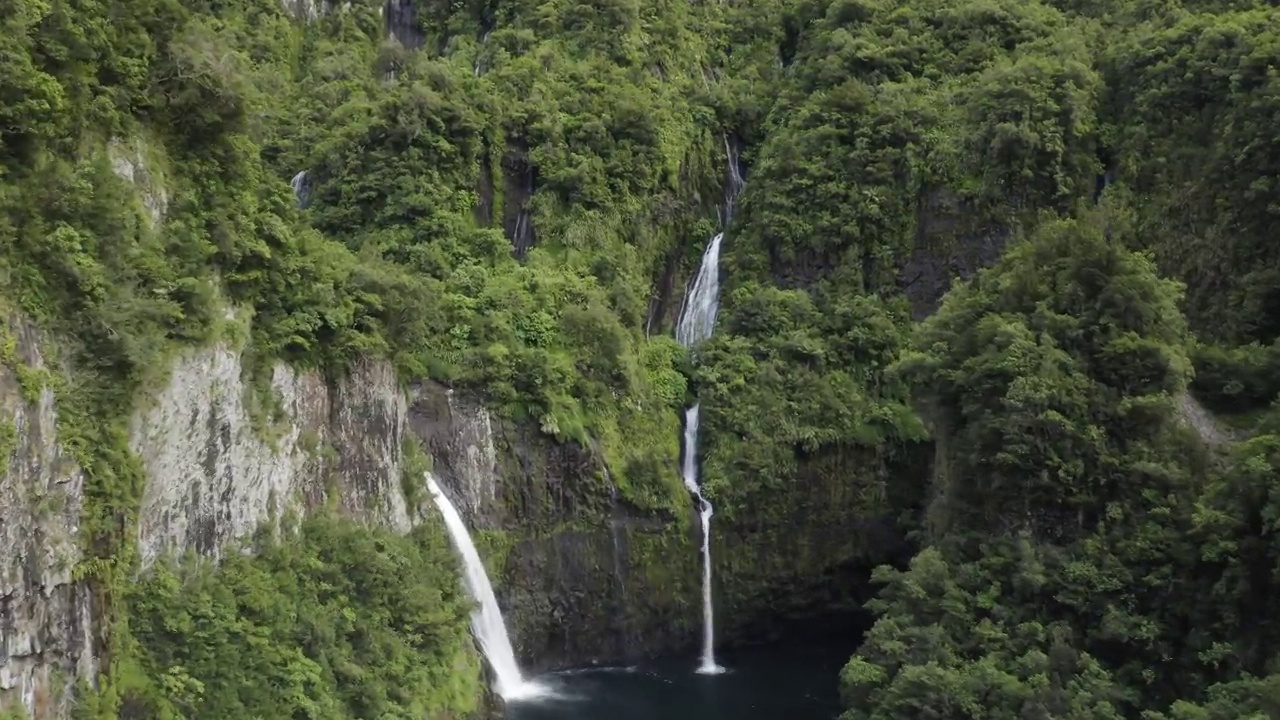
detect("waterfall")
(426, 474), (547, 701)
(676, 242), (726, 676)
(474, 30), (492, 77)
(290, 170), (309, 208)
(511, 166), (536, 259)
(675, 136), (744, 676)
(721, 137), (745, 224)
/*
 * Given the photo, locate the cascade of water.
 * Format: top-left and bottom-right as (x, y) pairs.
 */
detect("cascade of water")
(511, 167), (535, 259)
(290, 170), (309, 209)
(679, 401), (722, 675)
(426, 474), (548, 701)
(675, 136), (744, 676)
(724, 137), (745, 221)
(474, 30), (492, 77)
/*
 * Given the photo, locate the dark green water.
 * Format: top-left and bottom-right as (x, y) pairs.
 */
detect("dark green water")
(505, 644), (851, 720)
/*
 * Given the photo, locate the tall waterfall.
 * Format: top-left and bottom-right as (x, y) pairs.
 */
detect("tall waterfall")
(675, 137), (744, 676)
(427, 474), (547, 701)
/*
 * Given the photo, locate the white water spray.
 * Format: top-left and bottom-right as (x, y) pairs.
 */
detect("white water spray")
(290, 170), (308, 208)
(427, 474), (549, 701)
(677, 237), (727, 676)
(675, 137), (744, 676)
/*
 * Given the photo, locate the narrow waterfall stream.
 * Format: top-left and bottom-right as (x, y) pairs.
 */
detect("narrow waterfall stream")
(290, 170), (309, 208)
(676, 247), (726, 676)
(427, 473), (548, 701)
(674, 138), (745, 675)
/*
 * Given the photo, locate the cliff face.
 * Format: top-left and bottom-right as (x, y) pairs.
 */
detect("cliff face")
(0, 328), (447, 718)
(410, 385), (924, 671)
(715, 442), (928, 644)
(0, 318), (96, 719)
(408, 382), (702, 671)
(3, 319), (913, 715)
(131, 348), (414, 567)
(900, 187), (1010, 320)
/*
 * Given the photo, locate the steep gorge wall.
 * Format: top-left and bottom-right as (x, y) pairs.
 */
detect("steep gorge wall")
(0, 323), (463, 717)
(714, 442), (927, 644)
(0, 319), (692, 715)
(131, 347), (414, 565)
(3, 315), (922, 715)
(0, 318), (95, 719)
(409, 382), (702, 670)
(413, 385), (926, 670)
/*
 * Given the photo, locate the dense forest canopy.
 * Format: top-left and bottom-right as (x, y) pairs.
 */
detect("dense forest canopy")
(2, 0), (1280, 714)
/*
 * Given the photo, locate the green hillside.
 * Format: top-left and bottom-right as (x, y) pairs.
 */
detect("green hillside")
(3, 0), (1279, 715)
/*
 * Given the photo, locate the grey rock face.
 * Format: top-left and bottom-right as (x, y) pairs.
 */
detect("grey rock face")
(4, 335), (425, 718)
(407, 382), (701, 671)
(408, 384), (500, 528)
(129, 349), (689, 673)
(107, 138), (169, 227)
(131, 348), (414, 567)
(0, 318), (97, 718)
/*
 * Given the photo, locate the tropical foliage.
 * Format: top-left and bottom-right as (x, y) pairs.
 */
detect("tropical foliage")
(120, 518), (483, 720)
(3, 0), (1280, 714)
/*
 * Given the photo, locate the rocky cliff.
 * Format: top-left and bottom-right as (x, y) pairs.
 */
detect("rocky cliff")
(411, 385), (925, 671)
(0, 321), (446, 717)
(0, 317), (96, 719)
(131, 346), (415, 566)
(409, 379), (703, 670)
(2, 312), (917, 715)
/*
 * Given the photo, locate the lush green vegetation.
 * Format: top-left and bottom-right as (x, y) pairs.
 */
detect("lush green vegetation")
(116, 517), (484, 720)
(842, 216), (1202, 717)
(3, 0), (722, 713)
(4, 0), (1280, 714)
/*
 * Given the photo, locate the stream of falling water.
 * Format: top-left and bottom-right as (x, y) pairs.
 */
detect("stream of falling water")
(673, 138), (744, 675)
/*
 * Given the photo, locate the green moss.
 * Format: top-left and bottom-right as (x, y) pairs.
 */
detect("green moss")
(0, 417), (16, 469)
(628, 529), (698, 608)
(475, 529), (518, 580)
(297, 428), (322, 455)
(0, 322), (54, 405)
(240, 351), (291, 448)
(400, 436), (434, 510)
